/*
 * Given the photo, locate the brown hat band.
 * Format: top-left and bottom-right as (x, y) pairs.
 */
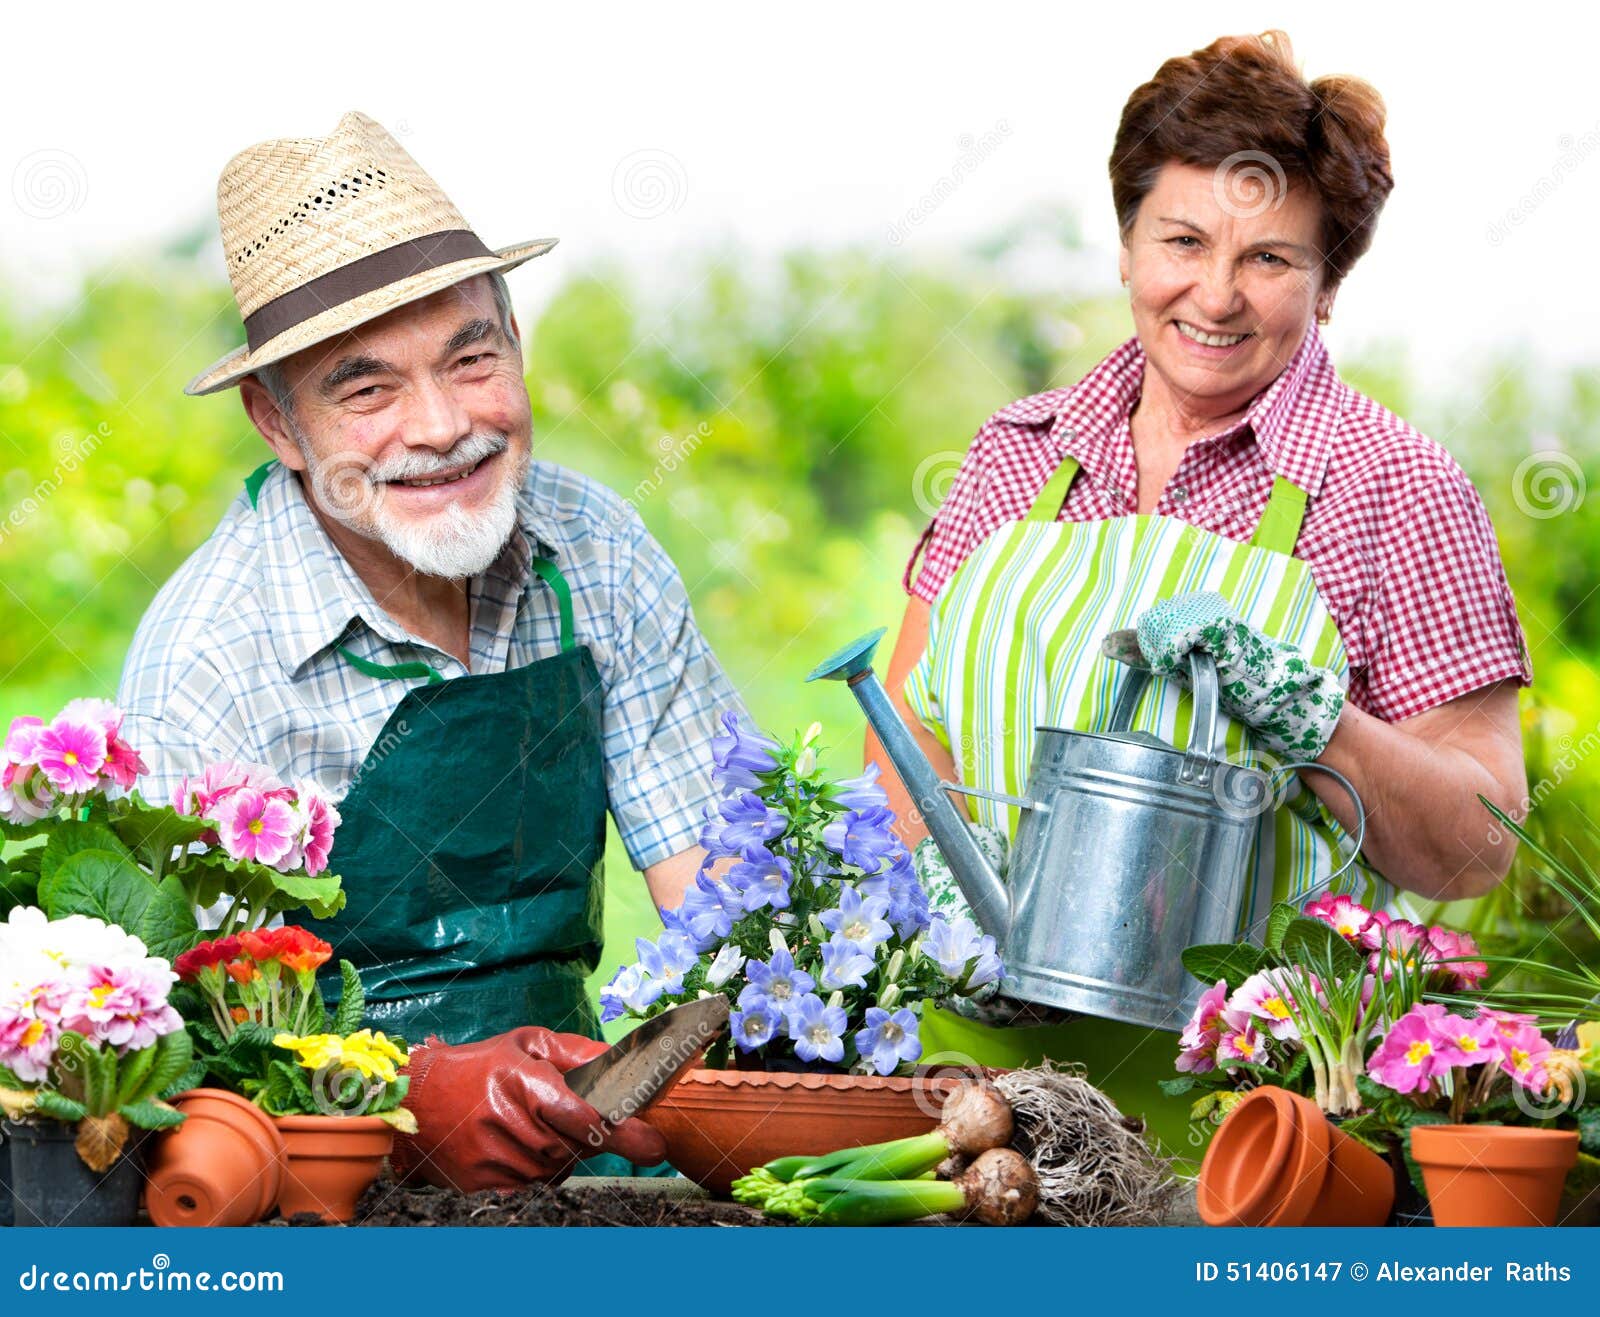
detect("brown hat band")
(242, 228), (495, 352)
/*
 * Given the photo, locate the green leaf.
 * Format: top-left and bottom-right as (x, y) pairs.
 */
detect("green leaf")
(0, 859), (39, 915)
(40, 850), (200, 962)
(1279, 916), (1364, 980)
(331, 959), (365, 1035)
(0, 816), (55, 843)
(167, 1058), (208, 1099)
(137, 1029), (194, 1105)
(1159, 1075), (1198, 1097)
(1181, 942), (1268, 989)
(33, 1089), (87, 1122)
(41, 821), (134, 885)
(108, 791), (211, 875)
(1578, 1104), (1600, 1157)
(6, 845), (44, 876)
(119, 1098), (186, 1130)
(1264, 902), (1300, 955)
(261, 1059), (300, 1116)
(114, 1041), (158, 1107)
(180, 852), (346, 922)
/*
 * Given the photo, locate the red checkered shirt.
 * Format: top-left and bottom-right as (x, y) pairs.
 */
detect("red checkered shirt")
(905, 325), (1533, 723)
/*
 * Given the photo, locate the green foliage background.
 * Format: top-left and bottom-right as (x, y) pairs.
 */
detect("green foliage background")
(2, 222), (1596, 1031)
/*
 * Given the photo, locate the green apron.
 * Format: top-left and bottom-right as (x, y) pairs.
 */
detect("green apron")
(243, 461), (653, 1175)
(906, 448), (1401, 1170)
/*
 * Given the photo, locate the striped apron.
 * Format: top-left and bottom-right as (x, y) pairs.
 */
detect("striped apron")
(903, 450), (1413, 1160)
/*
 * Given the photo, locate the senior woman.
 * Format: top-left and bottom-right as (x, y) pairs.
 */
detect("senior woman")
(867, 31), (1532, 1156)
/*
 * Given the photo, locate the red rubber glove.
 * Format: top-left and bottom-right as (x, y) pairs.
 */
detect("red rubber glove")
(390, 1026), (667, 1191)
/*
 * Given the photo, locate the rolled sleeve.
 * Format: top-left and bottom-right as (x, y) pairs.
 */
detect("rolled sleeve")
(1360, 467), (1534, 723)
(602, 509), (747, 870)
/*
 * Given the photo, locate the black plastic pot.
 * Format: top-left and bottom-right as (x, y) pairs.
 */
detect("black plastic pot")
(3, 1119), (147, 1227)
(0, 1128), (12, 1228)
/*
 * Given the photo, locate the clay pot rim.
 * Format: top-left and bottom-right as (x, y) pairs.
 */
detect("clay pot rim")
(271, 1113), (394, 1132)
(662, 1067), (975, 1095)
(1197, 1086), (1303, 1226)
(1411, 1123), (1581, 1169)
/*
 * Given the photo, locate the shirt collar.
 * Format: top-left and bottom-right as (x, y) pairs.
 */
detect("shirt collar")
(1049, 323), (1339, 498)
(255, 461), (553, 677)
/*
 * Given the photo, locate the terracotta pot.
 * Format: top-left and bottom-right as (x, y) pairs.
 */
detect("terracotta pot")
(1410, 1124), (1579, 1227)
(648, 1067), (964, 1196)
(272, 1115), (393, 1223)
(144, 1089), (287, 1227)
(1197, 1086), (1394, 1227)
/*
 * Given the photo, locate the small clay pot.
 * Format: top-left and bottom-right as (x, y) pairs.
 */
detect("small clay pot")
(3, 1119), (148, 1227)
(144, 1089), (287, 1227)
(273, 1115), (393, 1223)
(1198, 1086), (1394, 1227)
(1410, 1124), (1579, 1227)
(649, 1067), (964, 1196)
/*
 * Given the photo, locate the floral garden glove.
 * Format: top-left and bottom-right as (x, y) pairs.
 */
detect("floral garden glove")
(1133, 590), (1345, 759)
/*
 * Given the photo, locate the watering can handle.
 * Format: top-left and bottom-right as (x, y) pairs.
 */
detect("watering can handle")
(1240, 761), (1369, 937)
(1107, 650), (1223, 766)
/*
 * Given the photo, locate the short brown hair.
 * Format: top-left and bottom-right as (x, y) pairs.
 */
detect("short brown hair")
(1109, 30), (1394, 287)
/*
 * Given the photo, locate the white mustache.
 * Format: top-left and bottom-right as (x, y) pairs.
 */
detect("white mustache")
(371, 432), (508, 483)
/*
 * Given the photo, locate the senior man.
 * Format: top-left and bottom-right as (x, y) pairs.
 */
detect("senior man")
(118, 112), (743, 1188)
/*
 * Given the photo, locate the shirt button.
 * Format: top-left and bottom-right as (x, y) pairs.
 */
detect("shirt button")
(1169, 484), (1189, 505)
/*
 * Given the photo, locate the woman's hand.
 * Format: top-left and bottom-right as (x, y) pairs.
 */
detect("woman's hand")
(1134, 591), (1527, 901)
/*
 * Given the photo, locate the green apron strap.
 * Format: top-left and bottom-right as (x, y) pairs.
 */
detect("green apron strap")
(529, 556), (576, 653)
(244, 458), (279, 510)
(336, 645), (445, 685)
(1249, 475), (1310, 555)
(1024, 454), (1081, 522)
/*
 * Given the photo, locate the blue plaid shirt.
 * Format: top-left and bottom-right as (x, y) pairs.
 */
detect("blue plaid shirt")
(117, 459), (745, 869)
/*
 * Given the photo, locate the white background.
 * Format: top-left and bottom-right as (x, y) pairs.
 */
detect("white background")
(3, 0), (1598, 395)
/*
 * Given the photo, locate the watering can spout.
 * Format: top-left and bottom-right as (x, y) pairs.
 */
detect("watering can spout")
(806, 630), (1011, 943)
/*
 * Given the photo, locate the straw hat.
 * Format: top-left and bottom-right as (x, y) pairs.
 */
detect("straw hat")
(185, 111), (555, 396)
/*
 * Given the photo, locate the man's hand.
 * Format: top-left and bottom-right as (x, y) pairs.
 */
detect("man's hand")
(391, 1026), (667, 1192)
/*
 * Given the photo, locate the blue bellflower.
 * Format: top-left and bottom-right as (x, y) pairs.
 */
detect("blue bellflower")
(786, 993), (848, 1064)
(855, 1006), (923, 1076)
(710, 712), (781, 795)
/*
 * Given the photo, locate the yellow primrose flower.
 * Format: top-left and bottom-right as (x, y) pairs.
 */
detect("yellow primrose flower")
(273, 1032), (346, 1072)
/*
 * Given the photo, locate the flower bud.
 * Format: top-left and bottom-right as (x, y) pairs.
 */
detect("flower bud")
(802, 721), (823, 747)
(795, 747), (817, 777)
(879, 984), (902, 1009)
(808, 914), (826, 942)
(769, 928), (789, 956)
(885, 950), (905, 983)
(827, 990), (844, 1011)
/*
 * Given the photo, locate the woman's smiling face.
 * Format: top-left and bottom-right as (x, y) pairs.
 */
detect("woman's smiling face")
(1119, 161), (1330, 418)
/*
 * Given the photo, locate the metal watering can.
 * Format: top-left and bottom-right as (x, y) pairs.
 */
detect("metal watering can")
(808, 629), (1366, 1031)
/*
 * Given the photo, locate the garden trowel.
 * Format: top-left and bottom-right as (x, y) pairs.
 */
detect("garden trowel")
(564, 994), (729, 1128)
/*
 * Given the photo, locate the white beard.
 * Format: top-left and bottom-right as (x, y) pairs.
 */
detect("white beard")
(371, 475), (521, 580)
(301, 430), (527, 581)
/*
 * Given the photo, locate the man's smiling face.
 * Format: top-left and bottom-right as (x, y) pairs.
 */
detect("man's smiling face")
(242, 274), (533, 580)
